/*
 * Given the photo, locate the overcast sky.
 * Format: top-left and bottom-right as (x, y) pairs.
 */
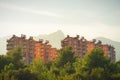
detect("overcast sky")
(0, 0), (120, 41)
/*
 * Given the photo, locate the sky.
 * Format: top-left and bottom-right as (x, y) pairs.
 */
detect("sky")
(0, 0), (120, 41)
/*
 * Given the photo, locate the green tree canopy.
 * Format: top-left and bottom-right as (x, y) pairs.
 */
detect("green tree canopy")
(55, 46), (75, 68)
(7, 47), (22, 62)
(4, 63), (15, 72)
(29, 60), (48, 80)
(7, 47), (24, 69)
(84, 48), (110, 72)
(0, 55), (11, 72)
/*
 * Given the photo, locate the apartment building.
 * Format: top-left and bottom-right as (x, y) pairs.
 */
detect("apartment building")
(61, 35), (115, 61)
(7, 35), (58, 64)
(34, 40), (57, 63)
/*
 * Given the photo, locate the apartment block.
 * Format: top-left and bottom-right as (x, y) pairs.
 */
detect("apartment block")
(7, 35), (58, 64)
(34, 40), (57, 63)
(61, 35), (115, 61)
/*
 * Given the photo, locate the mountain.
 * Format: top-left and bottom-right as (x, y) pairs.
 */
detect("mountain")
(34, 30), (65, 49)
(96, 37), (120, 61)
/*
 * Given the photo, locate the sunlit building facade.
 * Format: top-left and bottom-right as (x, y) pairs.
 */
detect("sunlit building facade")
(34, 40), (57, 63)
(61, 35), (115, 61)
(7, 35), (58, 64)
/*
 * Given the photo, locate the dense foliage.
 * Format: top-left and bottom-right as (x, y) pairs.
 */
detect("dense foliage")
(0, 46), (120, 80)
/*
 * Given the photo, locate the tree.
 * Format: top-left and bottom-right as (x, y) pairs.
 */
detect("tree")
(84, 48), (110, 73)
(73, 58), (83, 73)
(111, 73), (120, 80)
(1, 68), (38, 80)
(7, 47), (22, 62)
(90, 67), (104, 80)
(4, 63), (15, 72)
(13, 69), (38, 80)
(55, 46), (75, 68)
(60, 62), (75, 76)
(29, 60), (48, 80)
(73, 48), (112, 80)
(7, 47), (24, 69)
(0, 55), (11, 72)
(110, 61), (120, 80)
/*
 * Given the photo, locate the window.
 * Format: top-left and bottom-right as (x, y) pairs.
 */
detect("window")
(74, 45), (77, 48)
(30, 50), (33, 53)
(46, 52), (49, 58)
(23, 45), (26, 48)
(7, 46), (13, 49)
(22, 57), (25, 60)
(69, 41), (72, 45)
(74, 41), (77, 44)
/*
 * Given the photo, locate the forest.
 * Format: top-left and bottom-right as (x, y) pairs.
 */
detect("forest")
(0, 46), (120, 80)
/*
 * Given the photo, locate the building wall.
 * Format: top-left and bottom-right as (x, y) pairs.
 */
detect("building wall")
(61, 35), (115, 61)
(102, 45), (109, 57)
(50, 48), (58, 61)
(61, 35), (87, 57)
(7, 35), (58, 64)
(87, 41), (96, 53)
(34, 42), (58, 63)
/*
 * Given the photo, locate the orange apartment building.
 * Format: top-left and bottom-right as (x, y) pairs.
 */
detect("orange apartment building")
(61, 35), (115, 62)
(34, 40), (57, 63)
(7, 35), (58, 64)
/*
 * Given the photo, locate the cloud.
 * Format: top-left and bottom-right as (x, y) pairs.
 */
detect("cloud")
(0, 2), (60, 17)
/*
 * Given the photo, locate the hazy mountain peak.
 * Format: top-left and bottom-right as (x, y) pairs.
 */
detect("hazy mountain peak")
(54, 30), (63, 33)
(49, 30), (64, 36)
(34, 30), (65, 49)
(96, 37), (114, 42)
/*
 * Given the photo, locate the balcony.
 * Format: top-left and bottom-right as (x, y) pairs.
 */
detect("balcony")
(7, 46), (13, 50)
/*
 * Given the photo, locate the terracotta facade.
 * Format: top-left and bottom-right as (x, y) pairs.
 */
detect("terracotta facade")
(34, 40), (57, 63)
(61, 35), (115, 61)
(7, 35), (58, 64)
